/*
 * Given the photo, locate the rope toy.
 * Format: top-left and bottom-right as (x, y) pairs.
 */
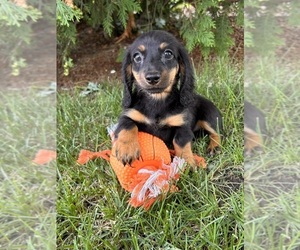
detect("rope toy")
(77, 132), (206, 210)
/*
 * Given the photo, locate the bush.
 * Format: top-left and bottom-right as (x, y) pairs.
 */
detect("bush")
(57, 0), (243, 75)
(0, 0), (55, 76)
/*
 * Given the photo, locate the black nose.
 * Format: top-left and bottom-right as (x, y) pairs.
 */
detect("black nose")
(145, 72), (161, 85)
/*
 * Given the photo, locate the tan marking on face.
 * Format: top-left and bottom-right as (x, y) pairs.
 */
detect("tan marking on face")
(150, 66), (179, 100)
(173, 141), (196, 166)
(150, 92), (169, 100)
(124, 109), (152, 125)
(159, 113), (185, 127)
(126, 64), (132, 77)
(138, 44), (145, 51)
(196, 121), (221, 151)
(132, 69), (146, 86)
(159, 42), (168, 50)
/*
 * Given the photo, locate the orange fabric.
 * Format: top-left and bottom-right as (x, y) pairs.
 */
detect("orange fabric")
(32, 150), (56, 165)
(77, 149), (110, 164)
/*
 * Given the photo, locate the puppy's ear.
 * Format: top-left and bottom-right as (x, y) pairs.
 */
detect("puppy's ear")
(122, 49), (134, 108)
(178, 45), (195, 107)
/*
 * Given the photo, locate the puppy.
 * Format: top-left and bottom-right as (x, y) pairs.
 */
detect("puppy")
(244, 100), (267, 155)
(114, 30), (222, 166)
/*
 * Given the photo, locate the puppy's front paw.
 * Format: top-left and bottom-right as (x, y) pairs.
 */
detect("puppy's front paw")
(114, 128), (140, 165)
(173, 141), (197, 168)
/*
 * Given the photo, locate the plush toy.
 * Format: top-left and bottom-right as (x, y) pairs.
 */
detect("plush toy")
(77, 132), (206, 210)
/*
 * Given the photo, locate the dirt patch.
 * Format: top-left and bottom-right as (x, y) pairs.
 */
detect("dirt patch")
(57, 24), (124, 88)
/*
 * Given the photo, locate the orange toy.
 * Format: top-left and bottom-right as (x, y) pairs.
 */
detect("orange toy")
(33, 149), (56, 165)
(77, 132), (206, 210)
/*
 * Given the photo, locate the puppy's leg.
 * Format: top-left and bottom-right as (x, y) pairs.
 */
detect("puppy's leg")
(173, 127), (196, 166)
(196, 121), (221, 155)
(244, 101), (266, 155)
(114, 117), (140, 165)
(193, 96), (222, 155)
(244, 126), (263, 156)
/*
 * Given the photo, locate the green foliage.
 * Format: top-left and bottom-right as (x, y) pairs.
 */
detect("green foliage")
(245, 0), (300, 56)
(57, 0), (242, 68)
(57, 0), (141, 75)
(57, 0), (83, 75)
(244, 17), (255, 47)
(288, 1), (300, 26)
(0, 0), (42, 75)
(0, 0), (41, 26)
(179, 0), (242, 57)
(80, 0), (141, 35)
(0, 0), (54, 76)
(253, 14), (284, 55)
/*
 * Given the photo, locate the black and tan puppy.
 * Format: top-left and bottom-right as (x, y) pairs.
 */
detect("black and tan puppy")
(114, 30), (222, 166)
(244, 101), (267, 155)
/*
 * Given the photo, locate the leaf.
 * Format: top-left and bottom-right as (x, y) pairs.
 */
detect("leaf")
(80, 82), (100, 97)
(37, 82), (57, 97)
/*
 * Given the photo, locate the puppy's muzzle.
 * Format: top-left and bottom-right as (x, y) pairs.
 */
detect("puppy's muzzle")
(145, 71), (161, 85)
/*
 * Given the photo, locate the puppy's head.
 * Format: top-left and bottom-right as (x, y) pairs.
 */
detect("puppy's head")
(122, 30), (195, 108)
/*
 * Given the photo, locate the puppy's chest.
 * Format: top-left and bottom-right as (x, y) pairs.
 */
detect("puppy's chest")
(124, 108), (186, 128)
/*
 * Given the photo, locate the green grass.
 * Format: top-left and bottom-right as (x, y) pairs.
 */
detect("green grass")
(57, 58), (244, 249)
(244, 57), (300, 249)
(0, 89), (56, 249)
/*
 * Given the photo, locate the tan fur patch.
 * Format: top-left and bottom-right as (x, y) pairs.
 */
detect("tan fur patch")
(173, 141), (196, 166)
(114, 126), (140, 163)
(126, 64), (132, 77)
(159, 113), (185, 127)
(125, 109), (152, 125)
(151, 67), (179, 100)
(159, 42), (168, 50)
(196, 121), (221, 152)
(150, 92), (170, 100)
(132, 69), (145, 87)
(138, 44), (145, 51)
(244, 126), (263, 151)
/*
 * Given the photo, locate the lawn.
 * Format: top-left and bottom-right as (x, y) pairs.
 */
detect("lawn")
(0, 88), (56, 249)
(244, 57), (300, 249)
(57, 58), (244, 249)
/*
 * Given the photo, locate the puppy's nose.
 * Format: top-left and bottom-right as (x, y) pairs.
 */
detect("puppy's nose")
(145, 72), (161, 85)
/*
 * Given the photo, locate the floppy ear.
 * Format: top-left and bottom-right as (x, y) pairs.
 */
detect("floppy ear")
(122, 49), (134, 108)
(178, 45), (195, 107)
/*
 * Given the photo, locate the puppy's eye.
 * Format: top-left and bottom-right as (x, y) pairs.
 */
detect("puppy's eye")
(163, 49), (174, 60)
(133, 52), (143, 64)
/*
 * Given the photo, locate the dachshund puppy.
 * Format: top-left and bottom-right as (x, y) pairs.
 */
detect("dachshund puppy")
(244, 101), (267, 155)
(114, 30), (222, 166)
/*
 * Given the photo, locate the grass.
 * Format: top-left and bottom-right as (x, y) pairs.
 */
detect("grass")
(57, 57), (244, 249)
(244, 57), (300, 249)
(0, 88), (56, 249)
